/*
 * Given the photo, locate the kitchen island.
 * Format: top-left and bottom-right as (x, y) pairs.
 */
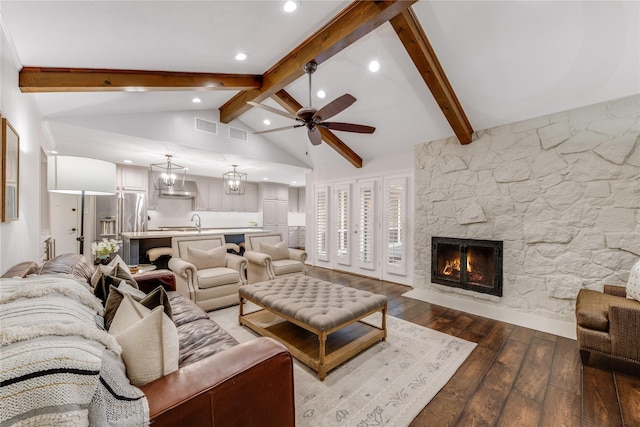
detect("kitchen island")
(121, 228), (268, 265)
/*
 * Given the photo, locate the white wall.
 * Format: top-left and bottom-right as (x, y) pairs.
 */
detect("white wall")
(411, 95), (640, 338)
(0, 15), (47, 274)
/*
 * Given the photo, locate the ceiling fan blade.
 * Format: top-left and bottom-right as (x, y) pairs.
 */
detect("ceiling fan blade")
(320, 122), (376, 134)
(312, 94), (356, 121)
(254, 124), (300, 135)
(247, 101), (297, 120)
(308, 127), (322, 146)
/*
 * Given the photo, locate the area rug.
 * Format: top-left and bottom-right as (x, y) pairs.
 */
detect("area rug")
(209, 303), (476, 427)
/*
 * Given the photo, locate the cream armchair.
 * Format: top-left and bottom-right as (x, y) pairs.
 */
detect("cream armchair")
(168, 235), (247, 311)
(244, 233), (308, 284)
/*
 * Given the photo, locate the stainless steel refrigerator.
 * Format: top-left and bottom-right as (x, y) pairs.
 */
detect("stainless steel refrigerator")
(95, 192), (147, 244)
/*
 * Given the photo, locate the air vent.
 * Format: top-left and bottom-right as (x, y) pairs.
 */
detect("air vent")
(195, 117), (218, 135)
(229, 127), (248, 142)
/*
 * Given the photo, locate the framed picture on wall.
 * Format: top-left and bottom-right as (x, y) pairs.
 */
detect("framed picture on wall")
(1, 115), (19, 222)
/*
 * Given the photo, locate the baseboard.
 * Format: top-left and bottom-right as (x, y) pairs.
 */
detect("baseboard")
(402, 288), (576, 340)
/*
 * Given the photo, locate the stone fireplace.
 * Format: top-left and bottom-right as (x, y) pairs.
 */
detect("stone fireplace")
(412, 95), (640, 334)
(431, 237), (503, 297)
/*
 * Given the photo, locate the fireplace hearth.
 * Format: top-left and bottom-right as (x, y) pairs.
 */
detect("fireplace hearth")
(431, 237), (503, 297)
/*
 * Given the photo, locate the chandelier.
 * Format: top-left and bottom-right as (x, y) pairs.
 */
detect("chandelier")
(150, 154), (187, 190)
(223, 165), (247, 195)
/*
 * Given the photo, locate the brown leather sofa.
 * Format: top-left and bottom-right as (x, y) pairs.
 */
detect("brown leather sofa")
(2, 254), (296, 426)
(575, 284), (640, 365)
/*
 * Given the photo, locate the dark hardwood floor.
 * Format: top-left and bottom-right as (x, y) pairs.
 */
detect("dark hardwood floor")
(306, 267), (640, 427)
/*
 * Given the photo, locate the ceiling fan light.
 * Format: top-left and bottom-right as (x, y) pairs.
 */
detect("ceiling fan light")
(235, 52), (248, 61)
(317, 90), (326, 99)
(368, 60), (380, 72)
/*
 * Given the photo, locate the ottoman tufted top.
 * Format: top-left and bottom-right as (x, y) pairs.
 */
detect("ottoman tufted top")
(240, 274), (387, 331)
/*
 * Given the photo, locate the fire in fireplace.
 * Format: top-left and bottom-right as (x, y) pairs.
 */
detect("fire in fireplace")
(431, 237), (503, 297)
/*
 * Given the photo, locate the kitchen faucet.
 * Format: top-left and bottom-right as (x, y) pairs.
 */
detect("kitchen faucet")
(190, 213), (201, 233)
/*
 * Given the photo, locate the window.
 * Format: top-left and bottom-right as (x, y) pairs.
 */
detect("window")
(335, 184), (350, 265)
(315, 185), (329, 262)
(358, 181), (375, 269)
(384, 177), (407, 275)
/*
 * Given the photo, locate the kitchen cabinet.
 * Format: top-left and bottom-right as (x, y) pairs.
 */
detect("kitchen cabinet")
(193, 177), (223, 211)
(288, 188), (299, 212)
(288, 187), (306, 212)
(218, 181), (259, 212)
(263, 199), (288, 244)
(262, 182), (288, 200)
(147, 173), (159, 210)
(117, 166), (148, 192)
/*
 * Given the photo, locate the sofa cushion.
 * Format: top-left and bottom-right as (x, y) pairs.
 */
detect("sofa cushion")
(272, 259), (305, 276)
(94, 274), (125, 305)
(187, 246), (227, 270)
(109, 294), (179, 386)
(104, 284), (172, 330)
(39, 254), (95, 285)
(197, 267), (240, 289)
(626, 259), (640, 302)
(259, 241), (289, 261)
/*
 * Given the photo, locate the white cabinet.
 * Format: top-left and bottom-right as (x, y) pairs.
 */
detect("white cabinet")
(147, 173), (159, 210)
(117, 166), (148, 192)
(193, 178), (223, 211)
(288, 188), (299, 212)
(194, 178), (257, 212)
(288, 187), (306, 212)
(244, 183), (259, 212)
(263, 199), (288, 244)
(262, 183), (288, 200)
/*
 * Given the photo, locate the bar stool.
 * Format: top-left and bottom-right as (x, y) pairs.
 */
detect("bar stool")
(146, 247), (173, 270)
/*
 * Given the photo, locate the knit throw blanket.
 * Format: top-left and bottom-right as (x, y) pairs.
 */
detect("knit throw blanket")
(0, 276), (149, 426)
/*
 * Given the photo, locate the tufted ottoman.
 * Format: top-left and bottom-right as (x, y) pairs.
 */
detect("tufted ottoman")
(239, 274), (387, 380)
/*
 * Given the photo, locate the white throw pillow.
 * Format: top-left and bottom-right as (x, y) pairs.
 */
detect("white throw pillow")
(109, 293), (179, 386)
(626, 259), (640, 302)
(187, 246), (227, 270)
(259, 241), (289, 261)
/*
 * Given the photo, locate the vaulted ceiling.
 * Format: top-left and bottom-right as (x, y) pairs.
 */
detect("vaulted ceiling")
(1, 1), (638, 185)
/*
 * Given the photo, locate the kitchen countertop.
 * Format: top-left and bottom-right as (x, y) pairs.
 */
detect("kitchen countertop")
(121, 228), (268, 239)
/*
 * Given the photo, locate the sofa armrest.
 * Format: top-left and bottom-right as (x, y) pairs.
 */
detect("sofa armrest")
(609, 300), (640, 362)
(288, 248), (308, 263)
(225, 253), (247, 285)
(243, 250), (271, 265)
(140, 337), (294, 427)
(603, 284), (627, 298)
(169, 257), (196, 280)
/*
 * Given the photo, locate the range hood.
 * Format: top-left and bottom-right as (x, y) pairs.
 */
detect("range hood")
(157, 180), (198, 199)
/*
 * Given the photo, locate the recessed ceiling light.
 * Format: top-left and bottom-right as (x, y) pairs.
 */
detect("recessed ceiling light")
(124, 87), (146, 92)
(192, 97), (201, 103)
(263, 119), (271, 125)
(368, 60), (381, 72)
(50, 150), (58, 154)
(283, 1), (297, 13)
(292, 181), (297, 184)
(123, 159), (133, 164)
(263, 177), (269, 181)
(235, 52), (248, 61)
(317, 90), (326, 99)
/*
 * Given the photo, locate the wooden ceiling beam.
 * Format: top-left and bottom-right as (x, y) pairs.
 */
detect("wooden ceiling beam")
(19, 67), (262, 92)
(272, 90), (363, 168)
(219, 0), (418, 124)
(390, 8), (474, 144)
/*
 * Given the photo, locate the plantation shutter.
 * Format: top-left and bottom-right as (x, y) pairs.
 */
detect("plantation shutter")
(335, 184), (351, 265)
(384, 177), (407, 275)
(315, 185), (329, 262)
(358, 181), (375, 270)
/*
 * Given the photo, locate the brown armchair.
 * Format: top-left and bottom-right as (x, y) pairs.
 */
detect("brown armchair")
(575, 284), (640, 365)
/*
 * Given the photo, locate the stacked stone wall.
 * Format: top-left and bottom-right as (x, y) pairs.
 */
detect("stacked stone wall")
(414, 95), (640, 322)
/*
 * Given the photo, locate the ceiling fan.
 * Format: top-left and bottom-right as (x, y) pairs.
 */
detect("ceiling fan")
(248, 60), (375, 146)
